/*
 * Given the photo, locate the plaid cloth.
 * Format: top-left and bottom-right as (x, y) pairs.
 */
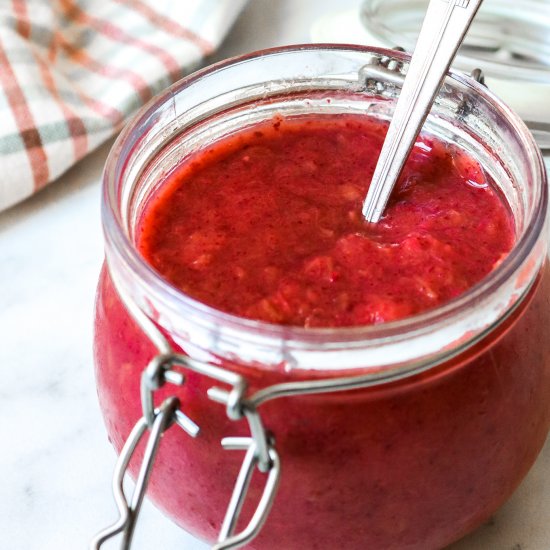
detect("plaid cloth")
(0, 0), (247, 211)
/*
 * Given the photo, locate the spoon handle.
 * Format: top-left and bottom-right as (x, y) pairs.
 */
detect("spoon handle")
(362, 0), (484, 223)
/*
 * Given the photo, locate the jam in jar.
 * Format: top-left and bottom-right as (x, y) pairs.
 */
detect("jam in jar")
(94, 46), (550, 549)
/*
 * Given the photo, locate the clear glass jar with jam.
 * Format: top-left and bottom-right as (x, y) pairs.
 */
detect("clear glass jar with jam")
(93, 45), (550, 550)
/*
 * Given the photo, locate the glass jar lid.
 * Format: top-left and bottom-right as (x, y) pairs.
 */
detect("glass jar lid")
(360, 0), (550, 147)
(312, 0), (550, 148)
(362, 0), (549, 79)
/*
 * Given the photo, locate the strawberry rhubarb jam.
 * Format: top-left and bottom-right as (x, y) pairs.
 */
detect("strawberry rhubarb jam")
(95, 113), (550, 550)
(137, 115), (514, 327)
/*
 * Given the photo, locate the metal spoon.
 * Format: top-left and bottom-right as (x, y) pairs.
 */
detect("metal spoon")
(362, 0), (484, 223)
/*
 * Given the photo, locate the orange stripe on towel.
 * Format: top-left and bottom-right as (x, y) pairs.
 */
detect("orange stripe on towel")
(12, 0), (31, 40)
(0, 35), (49, 190)
(115, 0), (214, 56)
(61, 0), (183, 82)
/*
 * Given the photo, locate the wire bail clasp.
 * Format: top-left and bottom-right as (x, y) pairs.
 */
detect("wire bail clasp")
(214, 436), (280, 550)
(141, 354), (200, 436)
(90, 396), (183, 550)
(92, 350), (282, 550)
(90, 355), (198, 550)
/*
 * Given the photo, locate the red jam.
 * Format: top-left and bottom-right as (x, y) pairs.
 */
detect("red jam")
(138, 115), (514, 327)
(94, 113), (550, 550)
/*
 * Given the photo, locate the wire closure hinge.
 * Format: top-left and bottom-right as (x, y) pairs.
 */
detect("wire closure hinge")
(358, 48), (407, 94)
(91, 353), (280, 550)
(140, 354), (200, 436)
(358, 50), (486, 95)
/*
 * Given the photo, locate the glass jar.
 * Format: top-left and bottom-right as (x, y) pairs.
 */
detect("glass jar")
(94, 45), (550, 550)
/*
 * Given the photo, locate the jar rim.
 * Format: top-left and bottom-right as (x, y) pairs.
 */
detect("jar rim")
(102, 44), (547, 357)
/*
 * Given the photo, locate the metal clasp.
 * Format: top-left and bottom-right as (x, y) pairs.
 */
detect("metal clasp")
(140, 354), (200, 436)
(214, 437), (280, 550)
(359, 53), (487, 118)
(359, 48), (407, 94)
(92, 350), (278, 550)
(359, 48), (486, 90)
(90, 397), (182, 550)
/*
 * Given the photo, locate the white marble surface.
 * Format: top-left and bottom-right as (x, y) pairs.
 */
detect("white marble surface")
(1, 1), (550, 549)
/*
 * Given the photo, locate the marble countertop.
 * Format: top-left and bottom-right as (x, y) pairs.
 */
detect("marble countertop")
(2, 1), (549, 549)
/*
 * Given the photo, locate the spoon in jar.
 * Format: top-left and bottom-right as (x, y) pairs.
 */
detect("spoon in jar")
(362, 0), (484, 223)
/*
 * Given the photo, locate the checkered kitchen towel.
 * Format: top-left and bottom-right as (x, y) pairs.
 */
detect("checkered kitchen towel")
(0, 0), (247, 211)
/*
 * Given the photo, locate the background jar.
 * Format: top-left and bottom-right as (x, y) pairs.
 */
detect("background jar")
(94, 45), (550, 549)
